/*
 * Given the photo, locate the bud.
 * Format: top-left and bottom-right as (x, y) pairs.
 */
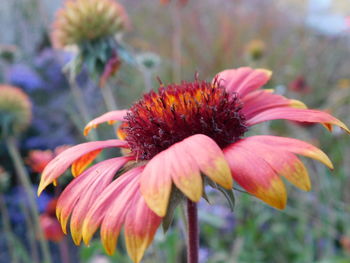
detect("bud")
(245, 39), (266, 61)
(0, 85), (32, 138)
(136, 52), (161, 73)
(51, 0), (128, 49)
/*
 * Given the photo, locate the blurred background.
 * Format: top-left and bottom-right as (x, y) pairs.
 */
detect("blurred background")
(0, 0), (350, 262)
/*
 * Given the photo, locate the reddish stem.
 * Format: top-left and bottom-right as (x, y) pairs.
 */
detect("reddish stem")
(187, 199), (199, 263)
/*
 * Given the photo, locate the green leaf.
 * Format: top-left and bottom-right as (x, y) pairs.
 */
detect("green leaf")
(162, 187), (184, 233)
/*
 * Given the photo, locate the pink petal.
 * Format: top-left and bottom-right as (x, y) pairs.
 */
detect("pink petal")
(230, 138), (311, 191)
(38, 140), (129, 195)
(240, 135), (334, 169)
(141, 134), (231, 217)
(61, 157), (133, 244)
(140, 148), (174, 217)
(124, 191), (162, 263)
(84, 110), (128, 136)
(242, 90), (306, 119)
(81, 167), (142, 245)
(224, 144), (287, 209)
(100, 180), (139, 255)
(246, 108), (350, 133)
(214, 67), (272, 97)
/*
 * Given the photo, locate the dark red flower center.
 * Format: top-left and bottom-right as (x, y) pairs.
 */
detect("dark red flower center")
(123, 79), (248, 160)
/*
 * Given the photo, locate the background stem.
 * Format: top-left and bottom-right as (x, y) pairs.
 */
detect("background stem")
(0, 194), (19, 263)
(186, 199), (199, 263)
(6, 137), (52, 263)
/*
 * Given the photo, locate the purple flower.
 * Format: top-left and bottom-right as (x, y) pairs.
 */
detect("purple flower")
(7, 64), (43, 91)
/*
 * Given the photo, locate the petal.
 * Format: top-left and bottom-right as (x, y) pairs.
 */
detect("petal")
(84, 110), (128, 136)
(71, 149), (102, 177)
(241, 135), (334, 169)
(38, 140), (128, 195)
(65, 157), (133, 244)
(231, 138), (311, 191)
(100, 181), (139, 255)
(168, 142), (203, 203)
(124, 191), (162, 263)
(242, 90), (306, 119)
(224, 144), (287, 209)
(81, 167), (141, 245)
(56, 156), (131, 235)
(140, 150), (173, 217)
(246, 108), (350, 133)
(141, 134), (231, 217)
(214, 67), (272, 97)
(179, 134), (232, 189)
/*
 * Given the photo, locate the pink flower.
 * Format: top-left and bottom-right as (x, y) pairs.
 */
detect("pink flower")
(38, 67), (349, 262)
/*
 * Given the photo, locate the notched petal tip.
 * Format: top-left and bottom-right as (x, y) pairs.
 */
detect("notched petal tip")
(290, 99), (307, 109)
(83, 110), (128, 136)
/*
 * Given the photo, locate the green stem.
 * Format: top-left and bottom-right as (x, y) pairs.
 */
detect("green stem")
(19, 200), (40, 263)
(101, 83), (119, 111)
(66, 73), (99, 141)
(0, 194), (19, 263)
(6, 137), (52, 263)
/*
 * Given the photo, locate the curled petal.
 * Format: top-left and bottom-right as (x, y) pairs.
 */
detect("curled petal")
(38, 140), (128, 195)
(214, 67), (272, 97)
(124, 191), (162, 263)
(141, 134), (231, 217)
(224, 144), (287, 209)
(242, 90), (307, 119)
(84, 110), (128, 136)
(246, 108), (350, 133)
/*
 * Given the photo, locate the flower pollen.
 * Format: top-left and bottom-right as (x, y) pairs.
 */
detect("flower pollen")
(124, 79), (248, 160)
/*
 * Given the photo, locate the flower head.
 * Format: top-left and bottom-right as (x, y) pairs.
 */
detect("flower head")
(27, 145), (71, 173)
(245, 39), (266, 61)
(289, 76), (311, 93)
(7, 64), (43, 91)
(51, 0), (128, 49)
(0, 85), (32, 137)
(38, 67), (349, 262)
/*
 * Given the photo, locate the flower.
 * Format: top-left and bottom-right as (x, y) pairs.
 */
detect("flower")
(26, 145), (71, 173)
(245, 39), (266, 61)
(7, 64), (44, 91)
(51, 0), (128, 49)
(289, 76), (311, 93)
(38, 67), (349, 263)
(51, 0), (129, 84)
(40, 199), (65, 242)
(0, 85), (32, 137)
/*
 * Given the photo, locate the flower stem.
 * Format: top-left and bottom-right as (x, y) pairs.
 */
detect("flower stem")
(66, 72), (98, 141)
(6, 137), (52, 263)
(0, 194), (19, 263)
(186, 199), (199, 263)
(101, 82), (119, 111)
